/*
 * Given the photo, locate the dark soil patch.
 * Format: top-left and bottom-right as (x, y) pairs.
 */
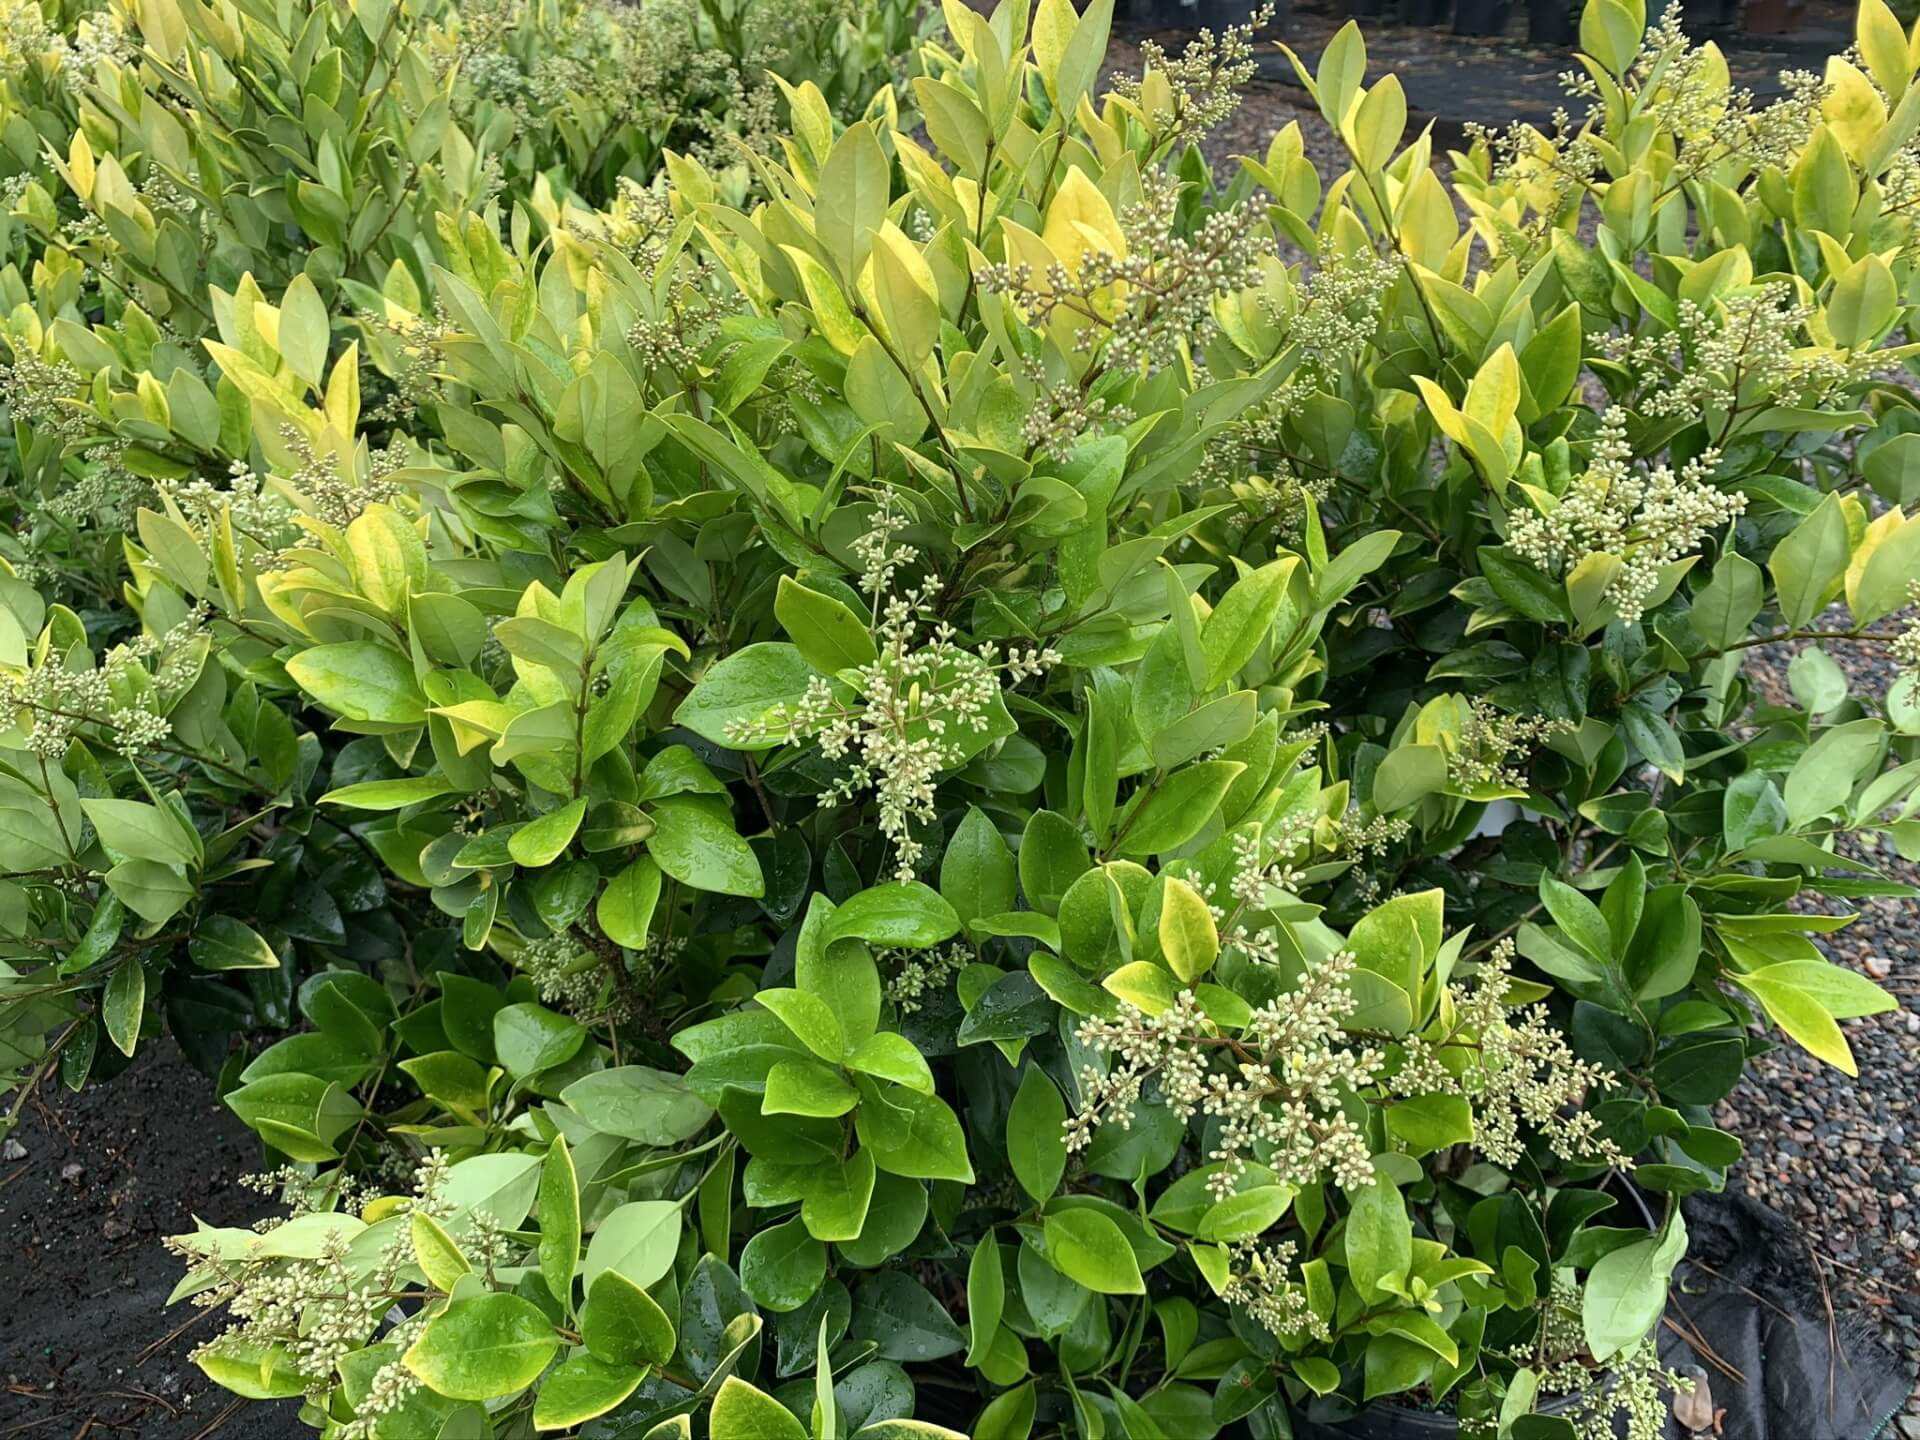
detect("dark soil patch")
(1245, 0), (1849, 122)
(0, 1043), (305, 1440)
(1120, 0), (1863, 157)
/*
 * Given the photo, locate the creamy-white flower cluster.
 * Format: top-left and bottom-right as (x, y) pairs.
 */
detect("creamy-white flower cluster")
(1605, 285), (1872, 421)
(156, 463), (302, 570)
(1065, 938), (1626, 1215)
(609, 181), (740, 375)
(1067, 956), (1384, 1195)
(1475, 5), (1823, 257)
(974, 174), (1274, 378)
(1893, 581), (1920, 679)
(1273, 245), (1400, 372)
(176, 1156), (457, 1412)
(0, 0), (136, 94)
(1219, 1237), (1327, 1342)
(726, 499), (1057, 879)
(1503, 1276), (1691, 1440)
(363, 303), (456, 426)
(0, 350), (89, 443)
(1504, 407), (1745, 624)
(1546, 1345), (1689, 1440)
(1222, 804), (1410, 926)
(1019, 361), (1137, 462)
(524, 932), (613, 1018)
(1206, 244), (1398, 509)
(1109, 5), (1275, 153)
(1444, 698), (1573, 793)
(436, 0), (797, 174)
(269, 429), (410, 537)
(1, 613), (206, 760)
(1394, 940), (1625, 1171)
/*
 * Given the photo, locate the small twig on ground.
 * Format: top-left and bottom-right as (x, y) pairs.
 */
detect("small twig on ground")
(1806, 1239), (1841, 1422)
(1663, 1306), (1748, 1385)
(187, 1396), (248, 1440)
(1690, 1261), (1795, 1319)
(135, 1308), (215, 1365)
(1802, 1247), (1898, 1292)
(97, 1388), (176, 1418)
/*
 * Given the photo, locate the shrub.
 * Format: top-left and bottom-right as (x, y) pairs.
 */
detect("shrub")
(442, 0), (927, 206)
(0, 0), (919, 1103)
(0, 0), (920, 601)
(0, 0), (1917, 1432)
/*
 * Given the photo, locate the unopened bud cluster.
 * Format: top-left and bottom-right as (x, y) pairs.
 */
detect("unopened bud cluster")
(1, 614), (207, 760)
(1066, 937), (1625, 1211)
(1893, 582), (1920, 680)
(726, 502), (1056, 879)
(884, 940), (972, 1015)
(976, 175), (1274, 384)
(1067, 958), (1383, 1196)
(174, 1157), (457, 1413)
(1606, 285), (1871, 422)
(1398, 940), (1626, 1170)
(1110, 6), (1276, 152)
(1504, 408), (1744, 625)
(1443, 698), (1574, 793)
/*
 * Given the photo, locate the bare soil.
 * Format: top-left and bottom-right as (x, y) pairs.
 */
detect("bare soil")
(0, 1044), (305, 1440)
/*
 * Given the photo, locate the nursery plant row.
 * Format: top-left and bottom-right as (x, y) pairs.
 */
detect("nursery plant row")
(2, 0), (1920, 1434)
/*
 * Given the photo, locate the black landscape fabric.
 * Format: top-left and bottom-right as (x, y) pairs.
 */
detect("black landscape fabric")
(1660, 1192), (1912, 1440)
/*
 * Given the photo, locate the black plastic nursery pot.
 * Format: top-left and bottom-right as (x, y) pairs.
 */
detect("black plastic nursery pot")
(1290, 1389), (1583, 1440)
(1287, 1401), (1468, 1439)
(1526, 0), (1578, 43)
(1451, 0), (1512, 33)
(1741, 0), (1805, 30)
(1679, 0), (1740, 29)
(1396, 0), (1452, 26)
(1129, 0), (1277, 26)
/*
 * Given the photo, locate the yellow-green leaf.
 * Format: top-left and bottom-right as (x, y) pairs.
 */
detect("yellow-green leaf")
(1158, 876), (1218, 984)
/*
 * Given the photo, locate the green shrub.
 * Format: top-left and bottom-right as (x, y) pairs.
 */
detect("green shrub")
(441, 0), (926, 207)
(0, 0), (919, 1104)
(0, 0), (1917, 1432)
(0, 0), (920, 604)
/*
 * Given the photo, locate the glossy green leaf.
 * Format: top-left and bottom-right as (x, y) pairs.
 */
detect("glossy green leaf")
(582, 1201), (681, 1294)
(403, 1293), (559, 1401)
(1042, 1209), (1144, 1294)
(581, 1269), (677, 1367)
(648, 797), (765, 897)
(539, 1135), (581, 1316)
(710, 1376), (809, 1439)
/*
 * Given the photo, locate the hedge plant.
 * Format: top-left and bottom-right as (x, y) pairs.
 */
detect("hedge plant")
(0, 0), (918, 1097)
(0, 0), (920, 605)
(1, 0), (1919, 1433)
